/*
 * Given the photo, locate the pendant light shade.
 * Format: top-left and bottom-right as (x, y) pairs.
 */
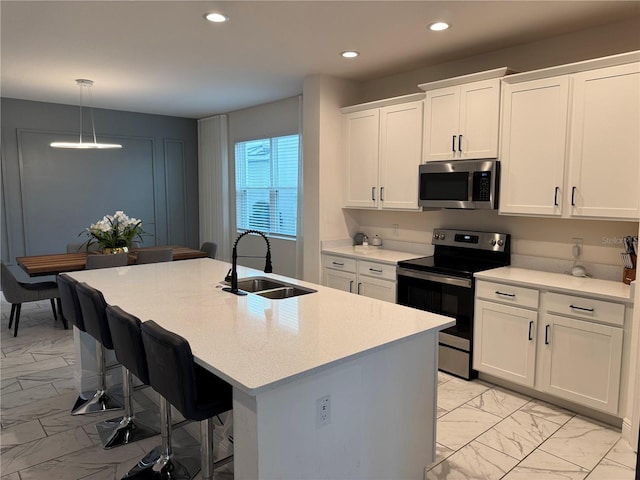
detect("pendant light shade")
(50, 79), (122, 149)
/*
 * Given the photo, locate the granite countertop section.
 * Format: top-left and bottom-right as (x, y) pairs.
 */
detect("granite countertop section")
(322, 245), (423, 265)
(69, 258), (453, 396)
(475, 267), (634, 304)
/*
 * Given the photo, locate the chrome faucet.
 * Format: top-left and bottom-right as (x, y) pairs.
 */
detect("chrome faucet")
(223, 230), (273, 295)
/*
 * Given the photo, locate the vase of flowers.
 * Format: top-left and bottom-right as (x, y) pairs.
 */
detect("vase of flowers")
(81, 211), (145, 254)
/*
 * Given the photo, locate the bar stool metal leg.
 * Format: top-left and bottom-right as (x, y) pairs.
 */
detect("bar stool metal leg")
(95, 366), (158, 448)
(72, 342), (123, 415)
(148, 397), (200, 480)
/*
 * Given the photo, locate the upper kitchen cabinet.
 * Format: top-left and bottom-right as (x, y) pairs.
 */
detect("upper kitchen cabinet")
(567, 63), (639, 220)
(419, 68), (510, 162)
(342, 93), (424, 210)
(499, 76), (570, 216)
(499, 51), (640, 221)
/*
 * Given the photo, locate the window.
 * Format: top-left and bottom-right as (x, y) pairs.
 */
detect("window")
(235, 134), (299, 237)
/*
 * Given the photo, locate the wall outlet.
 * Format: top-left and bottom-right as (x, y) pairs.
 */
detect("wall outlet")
(316, 395), (330, 428)
(392, 224), (399, 236)
(572, 237), (583, 258)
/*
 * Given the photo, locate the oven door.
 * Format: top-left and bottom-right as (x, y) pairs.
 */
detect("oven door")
(396, 267), (476, 379)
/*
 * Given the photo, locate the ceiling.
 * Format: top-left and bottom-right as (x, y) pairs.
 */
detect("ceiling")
(2, 1), (639, 119)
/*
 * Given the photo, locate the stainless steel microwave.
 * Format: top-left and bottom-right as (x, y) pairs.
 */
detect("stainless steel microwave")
(418, 159), (499, 209)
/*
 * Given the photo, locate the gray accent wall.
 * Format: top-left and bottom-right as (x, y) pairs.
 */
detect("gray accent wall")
(1, 98), (199, 263)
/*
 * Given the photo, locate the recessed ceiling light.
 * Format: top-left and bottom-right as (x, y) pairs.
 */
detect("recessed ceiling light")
(429, 22), (450, 31)
(341, 51), (359, 58)
(204, 12), (229, 23)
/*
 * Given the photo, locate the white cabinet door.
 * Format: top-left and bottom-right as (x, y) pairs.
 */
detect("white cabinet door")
(357, 276), (396, 303)
(540, 313), (623, 414)
(499, 76), (570, 216)
(344, 109), (380, 208)
(378, 101), (423, 210)
(423, 85), (460, 161)
(458, 78), (501, 159)
(473, 300), (537, 387)
(323, 268), (356, 294)
(567, 62), (640, 220)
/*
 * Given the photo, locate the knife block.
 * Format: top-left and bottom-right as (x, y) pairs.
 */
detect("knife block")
(623, 253), (636, 285)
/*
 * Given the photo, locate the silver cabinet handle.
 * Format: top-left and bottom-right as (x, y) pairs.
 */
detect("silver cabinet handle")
(349, 280), (353, 293)
(554, 187), (559, 206)
(369, 268), (383, 273)
(371, 187), (376, 201)
(495, 291), (516, 297)
(571, 186), (577, 206)
(458, 134), (463, 152)
(452, 135), (456, 153)
(357, 282), (362, 295)
(380, 186), (384, 201)
(570, 304), (594, 312)
(528, 321), (534, 341)
(332, 261), (344, 267)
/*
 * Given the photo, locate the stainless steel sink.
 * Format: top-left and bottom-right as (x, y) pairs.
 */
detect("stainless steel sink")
(232, 276), (317, 299)
(236, 277), (286, 293)
(257, 286), (315, 299)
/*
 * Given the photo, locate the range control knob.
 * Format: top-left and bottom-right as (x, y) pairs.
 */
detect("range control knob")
(433, 232), (439, 240)
(490, 239), (497, 246)
(497, 239), (505, 247)
(440, 234), (445, 240)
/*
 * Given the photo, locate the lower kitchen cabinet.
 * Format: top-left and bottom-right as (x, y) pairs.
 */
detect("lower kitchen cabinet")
(322, 254), (397, 303)
(474, 279), (626, 415)
(474, 299), (537, 387)
(540, 303), (623, 415)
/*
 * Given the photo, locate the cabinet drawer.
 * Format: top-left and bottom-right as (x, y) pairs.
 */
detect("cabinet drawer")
(476, 280), (539, 309)
(322, 255), (357, 273)
(358, 260), (396, 281)
(544, 292), (624, 326)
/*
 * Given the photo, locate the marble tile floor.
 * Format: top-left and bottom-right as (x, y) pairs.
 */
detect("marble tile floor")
(0, 298), (232, 480)
(1, 298), (637, 479)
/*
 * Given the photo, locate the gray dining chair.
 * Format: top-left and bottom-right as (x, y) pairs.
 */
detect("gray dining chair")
(85, 253), (129, 270)
(200, 242), (217, 259)
(1, 261), (66, 337)
(135, 249), (173, 265)
(67, 242), (100, 253)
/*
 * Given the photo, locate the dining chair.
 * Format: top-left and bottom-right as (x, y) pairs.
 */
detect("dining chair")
(1, 261), (65, 337)
(200, 242), (217, 259)
(67, 242), (100, 253)
(135, 249), (173, 265)
(85, 253), (128, 270)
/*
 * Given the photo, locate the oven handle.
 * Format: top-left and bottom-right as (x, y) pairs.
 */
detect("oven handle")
(397, 267), (472, 288)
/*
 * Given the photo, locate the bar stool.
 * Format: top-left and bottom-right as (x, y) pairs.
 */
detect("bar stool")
(74, 282), (124, 424)
(94, 305), (159, 449)
(141, 320), (233, 480)
(57, 274), (122, 415)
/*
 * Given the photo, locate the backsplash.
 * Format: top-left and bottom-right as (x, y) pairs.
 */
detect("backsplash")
(342, 208), (638, 282)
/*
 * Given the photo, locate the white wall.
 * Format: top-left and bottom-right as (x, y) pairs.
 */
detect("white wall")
(227, 96), (301, 278)
(302, 75), (360, 283)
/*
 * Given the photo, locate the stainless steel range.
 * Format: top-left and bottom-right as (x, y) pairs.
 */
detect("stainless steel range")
(396, 229), (511, 379)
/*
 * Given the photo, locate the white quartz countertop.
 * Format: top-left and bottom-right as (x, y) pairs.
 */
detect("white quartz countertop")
(68, 258), (453, 395)
(475, 267), (634, 304)
(321, 245), (423, 264)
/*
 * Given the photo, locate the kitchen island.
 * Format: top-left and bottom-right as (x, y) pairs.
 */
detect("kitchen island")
(68, 258), (454, 479)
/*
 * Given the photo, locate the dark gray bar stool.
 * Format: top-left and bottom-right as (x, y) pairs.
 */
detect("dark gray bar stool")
(57, 274), (122, 415)
(141, 320), (233, 480)
(94, 305), (160, 449)
(75, 282), (124, 425)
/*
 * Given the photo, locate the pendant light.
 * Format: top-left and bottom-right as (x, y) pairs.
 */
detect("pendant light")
(50, 79), (122, 149)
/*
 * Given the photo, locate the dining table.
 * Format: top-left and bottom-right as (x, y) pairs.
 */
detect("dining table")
(16, 245), (208, 277)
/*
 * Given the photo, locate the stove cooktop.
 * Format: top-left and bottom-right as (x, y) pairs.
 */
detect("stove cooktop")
(397, 255), (508, 278)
